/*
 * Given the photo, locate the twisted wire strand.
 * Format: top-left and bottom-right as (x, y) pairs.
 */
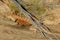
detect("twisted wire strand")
(12, 0), (46, 38)
(12, 0), (59, 40)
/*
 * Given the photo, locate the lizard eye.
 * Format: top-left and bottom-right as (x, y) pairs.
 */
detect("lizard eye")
(15, 19), (18, 22)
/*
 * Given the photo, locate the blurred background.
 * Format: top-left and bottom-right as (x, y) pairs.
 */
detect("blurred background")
(0, 0), (60, 40)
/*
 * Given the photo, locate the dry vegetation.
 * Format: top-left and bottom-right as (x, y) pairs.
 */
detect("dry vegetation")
(0, 0), (60, 40)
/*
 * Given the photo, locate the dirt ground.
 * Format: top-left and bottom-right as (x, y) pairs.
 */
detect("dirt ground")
(0, 0), (60, 40)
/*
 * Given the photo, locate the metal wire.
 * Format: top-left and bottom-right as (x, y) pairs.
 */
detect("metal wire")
(12, 0), (59, 40)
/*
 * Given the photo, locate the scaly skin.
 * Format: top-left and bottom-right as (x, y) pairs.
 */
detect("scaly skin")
(8, 14), (32, 26)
